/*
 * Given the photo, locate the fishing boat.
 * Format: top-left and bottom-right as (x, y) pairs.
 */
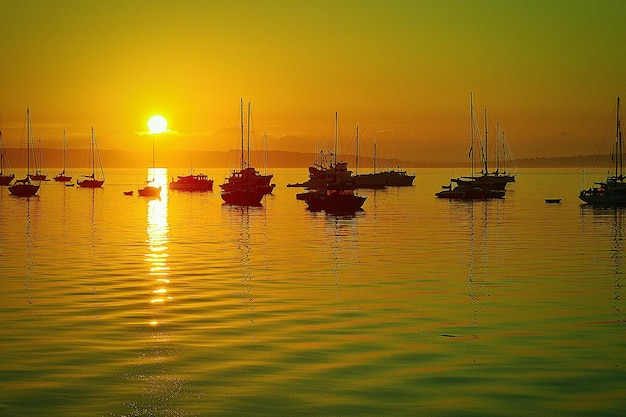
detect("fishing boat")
(579, 96), (626, 205)
(220, 100), (273, 206)
(436, 93), (507, 200)
(383, 168), (415, 186)
(296, 182), (366, 213)
(287, 113), (354, 188)
(0, 130), (15, 185)
(169, 171), (214, 191)
(77, 127), (105, 188)
(53, 129), (73, 182)
(29, 138), (49, 181)
(9, 106), (40, 197)
(138, 132), (161, 197)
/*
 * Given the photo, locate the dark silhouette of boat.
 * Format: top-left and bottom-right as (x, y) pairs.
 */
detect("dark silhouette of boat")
(29, 138), (49, 181)
(169, 172), (214, 191)
(9, 106), (39, 197)
(297, 182), (366, 213)
(221, 99), (273, 206)
(138, 128), (161, 198)
(437, 93), (508, 200)
(53, 129), (72, 182)
(0, 130), (15, 186)
(77, 127), (105, 188)
(383, 169), (415, 186)
(288, 113), (356, 189)
(435, 183), (504, 199)
(580, 96), (626, 205)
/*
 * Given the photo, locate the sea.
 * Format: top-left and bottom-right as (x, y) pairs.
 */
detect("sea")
(1, 167), (625, 417)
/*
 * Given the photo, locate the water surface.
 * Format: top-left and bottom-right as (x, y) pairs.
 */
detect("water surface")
(1, 168), (625, 416)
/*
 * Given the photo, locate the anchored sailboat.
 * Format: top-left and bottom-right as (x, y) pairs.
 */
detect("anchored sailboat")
(138, 133), (161, 197)
(220, 99), (274, 206)
(9, 106), (40, 196)
(77, 127), (105, 188)
(579, 96), (626, 204)
(54, 129), (73, 182)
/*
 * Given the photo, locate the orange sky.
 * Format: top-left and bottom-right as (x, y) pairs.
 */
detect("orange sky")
(1, 1), (625, 164)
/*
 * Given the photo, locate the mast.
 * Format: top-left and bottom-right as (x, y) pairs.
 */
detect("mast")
(617, 96), (622, 180)
(484, 108), (488, 174)
(91, 127), (95, 176)
(374, 140), (377, 174)
(27, 106), (32, 177)
(496, 122), (501, 175)
(240, 98), (244, 171)
(263, 131), (267, 175)
(247, 101), (251, 168)
(355, 123), (359, 175)
(470, 93), (474, 177)
(334, 112), (338, 166)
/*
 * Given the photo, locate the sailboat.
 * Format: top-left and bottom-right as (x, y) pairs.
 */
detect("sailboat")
(579, 96), (626, 204)
(450, 107), (513, 191)
(53, 129), (73, 182)
(29, 138), (49, 181)
(352, 126), (387, 189)
(77, 127), (105, 188)
(138, 133), (161, 197)
(220, 99), (274, 206)
(0, 130), (15, 186)
(8, 106), (40, 196)
(436, 93), (505, 200)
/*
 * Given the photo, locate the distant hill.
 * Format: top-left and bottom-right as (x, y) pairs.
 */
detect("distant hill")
(3, 148), (615, 169)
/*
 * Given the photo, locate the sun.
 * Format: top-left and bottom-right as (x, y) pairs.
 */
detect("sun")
(147, 115), (168, 134)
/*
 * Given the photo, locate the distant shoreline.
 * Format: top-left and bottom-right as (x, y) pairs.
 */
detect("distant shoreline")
(2, 148), (614, 169)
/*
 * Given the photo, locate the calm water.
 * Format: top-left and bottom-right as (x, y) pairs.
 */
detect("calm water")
(1, 168), (625, 416)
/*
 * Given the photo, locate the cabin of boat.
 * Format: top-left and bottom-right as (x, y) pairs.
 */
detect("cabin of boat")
(169, 173), (214, 191)
(220, 167), (274, 195)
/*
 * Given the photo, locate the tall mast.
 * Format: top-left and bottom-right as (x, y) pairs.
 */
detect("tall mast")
(240, 98), (244, 171)
(27, 106), (32, 177)
(484, 108), (488, 174)
(374, 140), (377, 174)
(617, 96), (622, 179)
(334, 112), (338, 166)
(247, 101), (251, 168)
(91, 127), (95, 176)
(496, 122), (501, 174)
(355, 123), (359, 175)
(470, 93), (474, 177)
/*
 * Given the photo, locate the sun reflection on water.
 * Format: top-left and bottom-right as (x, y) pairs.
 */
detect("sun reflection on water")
(144, 168), (169, 326)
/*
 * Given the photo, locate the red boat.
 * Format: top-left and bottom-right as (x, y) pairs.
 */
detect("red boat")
(219, 167), (274, 195)
(169, 173), (214, 191)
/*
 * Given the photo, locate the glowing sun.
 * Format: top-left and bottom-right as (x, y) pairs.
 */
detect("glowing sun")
(147, 115), (168, 134)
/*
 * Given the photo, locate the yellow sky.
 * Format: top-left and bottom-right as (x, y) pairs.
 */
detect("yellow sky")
(1, 0), (625, 163)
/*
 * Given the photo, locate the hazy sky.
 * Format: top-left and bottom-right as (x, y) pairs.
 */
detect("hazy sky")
(1, 0), (625, 163)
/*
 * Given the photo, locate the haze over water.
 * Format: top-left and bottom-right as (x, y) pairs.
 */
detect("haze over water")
(1, 168), (625, 416)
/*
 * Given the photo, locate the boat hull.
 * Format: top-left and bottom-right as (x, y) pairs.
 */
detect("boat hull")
(9, 183), (39, 196)
(436, 187), (505, 200)
(53, 174), (72, 182)
(0, 174), (15, 185)
(77, 179), (104, 188)
(384, 171), (415, 186)
(221, 189), (265, 206)
(138, 186), (161, 197)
